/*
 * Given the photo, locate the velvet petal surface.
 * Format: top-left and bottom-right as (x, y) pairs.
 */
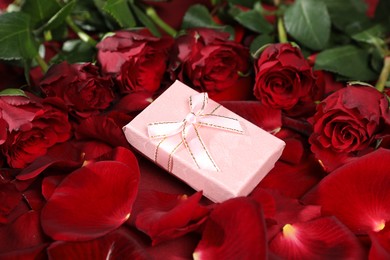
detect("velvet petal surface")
(41, 159), (140, 241)
(193, 197), (267, 260)
(303, 149), (390, 234)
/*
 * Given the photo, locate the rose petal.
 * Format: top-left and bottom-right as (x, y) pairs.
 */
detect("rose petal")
(134, 190), (209, 245)
(269, 217), (365, 259)
(113, 92), (154, 113)
(0, 244), (47, 260)
(257, 155), (324, 199)
(369, 224), (390, 259)
(42, 175), (66, 200)
(0, 182), (21, 223)
(47, 227), (150, 259)
(193, 197), (267, 259)
(0, 211), (46, 252)
(17, 142), (83, 181)
(220, 100), (282, 133)
(303, 148), (390, 234)
(41, 160), (140, 241)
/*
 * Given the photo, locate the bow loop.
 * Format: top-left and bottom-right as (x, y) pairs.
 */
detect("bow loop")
(147, 92), (243, 172)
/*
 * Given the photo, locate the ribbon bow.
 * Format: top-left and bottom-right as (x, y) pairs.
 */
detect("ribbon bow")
(148, 92), (243, 172)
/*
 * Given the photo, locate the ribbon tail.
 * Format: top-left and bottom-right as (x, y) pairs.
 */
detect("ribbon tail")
(148, 121), (184, 138)
(198, 114), (243, 134)
(183, 125), (220, 172)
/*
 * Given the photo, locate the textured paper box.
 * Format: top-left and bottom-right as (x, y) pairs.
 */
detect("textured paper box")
(123, 80), (285, 202)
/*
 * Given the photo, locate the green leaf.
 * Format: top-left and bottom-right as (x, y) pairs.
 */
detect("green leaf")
(322, 0), (370, 33)
(131, 3), (161, 37)
(250, 34), (274, 58)
(284, 0), (331, 50)
(0, 12), (38, 60)
(182, 4), (218, 29)
(42, 0), (76, 31)
(314, 45), (378, 81)
(230, 7), (273, 34)
(21, 0), (61, 28)
(351, 24), (385, 45)
(51, 39), (95, 63)
(0, 88), (27, 97)
(102, 0), (136, 28)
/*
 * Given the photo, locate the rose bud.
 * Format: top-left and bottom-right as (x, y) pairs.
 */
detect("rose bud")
(40, 61), (115, 118)
(309, 85), (390, 172)
(171, 28), (252, 101)
(254, 43), (318, 117)
(96, 30), (174, 95)
(0, 94), (71, 168)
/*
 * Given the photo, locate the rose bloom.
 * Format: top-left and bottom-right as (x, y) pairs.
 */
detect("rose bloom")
(0, 94), (72, 168)
(309, 85), (390, 172)
(254, 43), (317, 116)
(171, 28), (252, 101)
(40, 62), (115, 118)
(96, 30), (173, 94)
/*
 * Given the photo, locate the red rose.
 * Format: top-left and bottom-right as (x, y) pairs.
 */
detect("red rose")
(171, 28), (252, 101)
(40, 62), (115, 118)
(309, 85), (390, 172)
(96, 30), (173, 94)
(0, 94), (71, 168)
(254, 43), (317, 116)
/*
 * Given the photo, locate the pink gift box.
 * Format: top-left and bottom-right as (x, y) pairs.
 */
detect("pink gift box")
(123, 80), (285, 202)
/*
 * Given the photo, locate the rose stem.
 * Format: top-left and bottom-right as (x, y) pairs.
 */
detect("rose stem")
(34, 54), (48, 73)
(375, 56), (390, 93)
(65, 17), (97, 47)
(274, 0), (288, 43)
(145, 7), (177, 37)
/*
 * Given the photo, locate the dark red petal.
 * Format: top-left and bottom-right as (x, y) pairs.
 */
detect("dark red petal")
(251, 188), (321, 224)
(41, 160), (140, 241)
(369, 224), (390, 259)
(42, 175), (66, 200)
(0, 244), (47, 260)
(257, 155), (324, 199)
(194, 197), (267, 259)
(220, 100), (282, 133)
(0, 182), (21, 223)
(17, 142), (83, 181)
(0, 211), (46, 252)
(47, 228), (150, 260)
(134, 191), (209, 245)
(91, 147), (139, 168)
(23, 188), (45, 210)
(113, 92), (153, 113)
(269, 217), (365, 259)
(303, 149), (390, 234)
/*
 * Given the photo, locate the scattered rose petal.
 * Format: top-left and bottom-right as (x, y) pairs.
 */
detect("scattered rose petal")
(369, 223), (390, 259)
(41, 174), (66, 200)
(47, 228), (150, 259)
(0, 244), (47, 260)
(0, 182), (21, 223)
(134, 191), (209, 245)
(41, 159), (140, 241)
(257, 155), (324, 199)
(0, 211), (46, 252)
(17, 142), (83, 181)
(193, 197), (267, 259)
(303, 148), (390, 234)
(269, 217), (365, 259)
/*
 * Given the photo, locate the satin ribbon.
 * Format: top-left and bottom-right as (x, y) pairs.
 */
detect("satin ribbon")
(148, 92), (243, 172)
